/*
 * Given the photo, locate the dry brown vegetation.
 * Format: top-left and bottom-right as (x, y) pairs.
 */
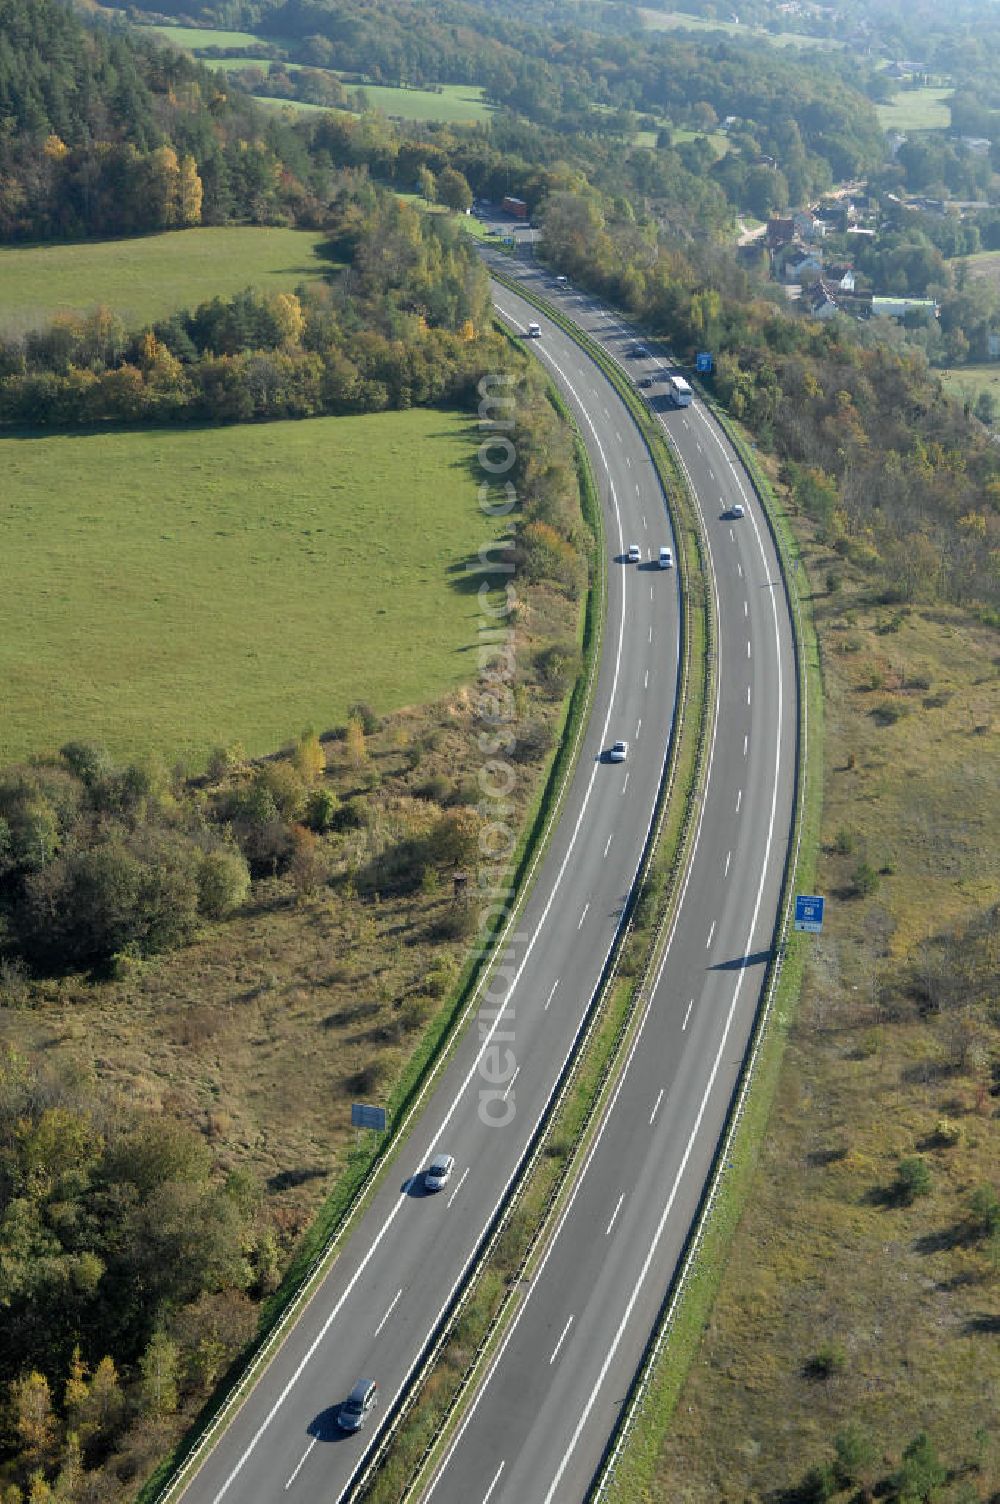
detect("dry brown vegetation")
(650, 510), (1000, 1500)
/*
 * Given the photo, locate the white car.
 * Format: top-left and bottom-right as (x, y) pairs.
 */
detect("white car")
(424, 1153), (455, 1191)
(731, 502), (745, 519)
(608, 740), (628, 763)
(627, 543), (641, 563)
(659, 546), (673, 568)
(555, 274), (568, 287)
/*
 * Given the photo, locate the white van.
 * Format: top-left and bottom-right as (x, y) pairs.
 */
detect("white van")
(526, 321), (541, 338)
(659, 547), (673, 569)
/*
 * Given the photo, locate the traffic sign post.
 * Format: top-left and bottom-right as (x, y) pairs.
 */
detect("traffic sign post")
(351, 1103), (387, 1132)
(794, 895), (825, 933)
(695, 351), (714, 374)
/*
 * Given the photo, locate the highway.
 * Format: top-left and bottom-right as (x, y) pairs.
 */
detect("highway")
(179, 247), (684, 1502)
(420, 254), (799, 1501)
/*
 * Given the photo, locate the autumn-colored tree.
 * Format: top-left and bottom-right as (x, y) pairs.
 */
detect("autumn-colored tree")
(10, 1371), (58, 1470)
(436, 166), (472, 212)
(289, 825), (326, 898)
(177, 153), (203, 226)
(139, 1331), (179, 1418)
(271, 293), (305, 348)
(345, 717), (368, 769)
(77, 1357), (124, 1447)
(62, 1348), (88, 1435)
(292, 731), (325, 786)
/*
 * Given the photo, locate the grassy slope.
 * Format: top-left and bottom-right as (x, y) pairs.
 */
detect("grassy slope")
(646, 535), (1000, 1496)
(141, 20), (490, 123)
(634, 5), (842, 47)
(876, 86), (953, 132)
(257, 81), (490, 123)
(142, 23), (270, 49)
(0, 227), (332, 336)
(938, 362), (1000, 405)
(0, 410), (492, 767)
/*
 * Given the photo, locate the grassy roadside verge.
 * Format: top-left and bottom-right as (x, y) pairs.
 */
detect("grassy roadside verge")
(138, 362), (604, 1504)
(597, 408), (822, 1503)
(347, 288), (716, 1504)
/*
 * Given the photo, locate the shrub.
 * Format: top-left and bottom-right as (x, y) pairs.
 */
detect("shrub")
(510, 721), (554, 764)
(305, 786), (339, 832)
(197, 847), (252, 919)
(851, 860), (880, 897)
(347, 701), (381, 735)
(797, 1463), (837, 1502)
(894, 1155), (932, 1204)
(970, 1184), (1000, 1238)
(832, 826), (857, 855)
(805, 1341), (846, 1379)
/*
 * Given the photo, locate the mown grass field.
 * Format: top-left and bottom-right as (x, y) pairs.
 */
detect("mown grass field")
(956, 248), (1000, 289)
(938, 359), (1000, 405)
(259, 80), (490, 123)
(0, 227), (332, 336)
(0, 409), (491, 767)
(876, 85), (953, 131)
(139, 20), (491, 123)
(634, 5), (842, 46)
(142, 23), (273, 50)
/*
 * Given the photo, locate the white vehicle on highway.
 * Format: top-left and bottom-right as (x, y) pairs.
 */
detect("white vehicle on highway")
(659, 546), (673, 568)
(526, 321), (541, 338)
(666, 374), (694, 407)
(731, 502), (745, 518)
(627, 543), (641, 563)
(608, 740), (628, 763)
(424, 1153), (455, 1191)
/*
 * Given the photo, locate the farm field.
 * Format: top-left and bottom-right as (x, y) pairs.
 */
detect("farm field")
(876, 85), (953, 131)
(0, 409), (488, 766)
(937, 360), (1000, 405)
(0, 227), (333, 336)
(140, 22), (273, 49)
(956, 248), (1000, 287)
(634, 5), (842, 46)
(267, 80), (490, 122)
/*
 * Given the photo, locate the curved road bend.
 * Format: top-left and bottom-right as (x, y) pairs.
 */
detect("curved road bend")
(179, 275), (681, 1504)
(420, 264), (798, 1502)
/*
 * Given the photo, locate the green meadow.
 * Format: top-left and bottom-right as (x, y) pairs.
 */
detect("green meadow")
(876, 85), (953, 131)
(0, 228), (333, 336)
(0, 410), (489, 766)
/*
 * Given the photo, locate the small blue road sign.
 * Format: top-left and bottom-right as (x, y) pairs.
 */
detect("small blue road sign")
(351, 1103), (387, 1132)
(794, 894), (825, 933)
(695, 351), (714, 374)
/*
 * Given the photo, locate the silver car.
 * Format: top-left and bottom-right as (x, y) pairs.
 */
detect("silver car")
(338, 1380), (377, 1432)
(425, 1153), (455, 1191)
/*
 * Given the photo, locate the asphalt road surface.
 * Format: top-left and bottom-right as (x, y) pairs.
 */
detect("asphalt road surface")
(419, 262), (799, 1502)
(180, 251), (683, 1504)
